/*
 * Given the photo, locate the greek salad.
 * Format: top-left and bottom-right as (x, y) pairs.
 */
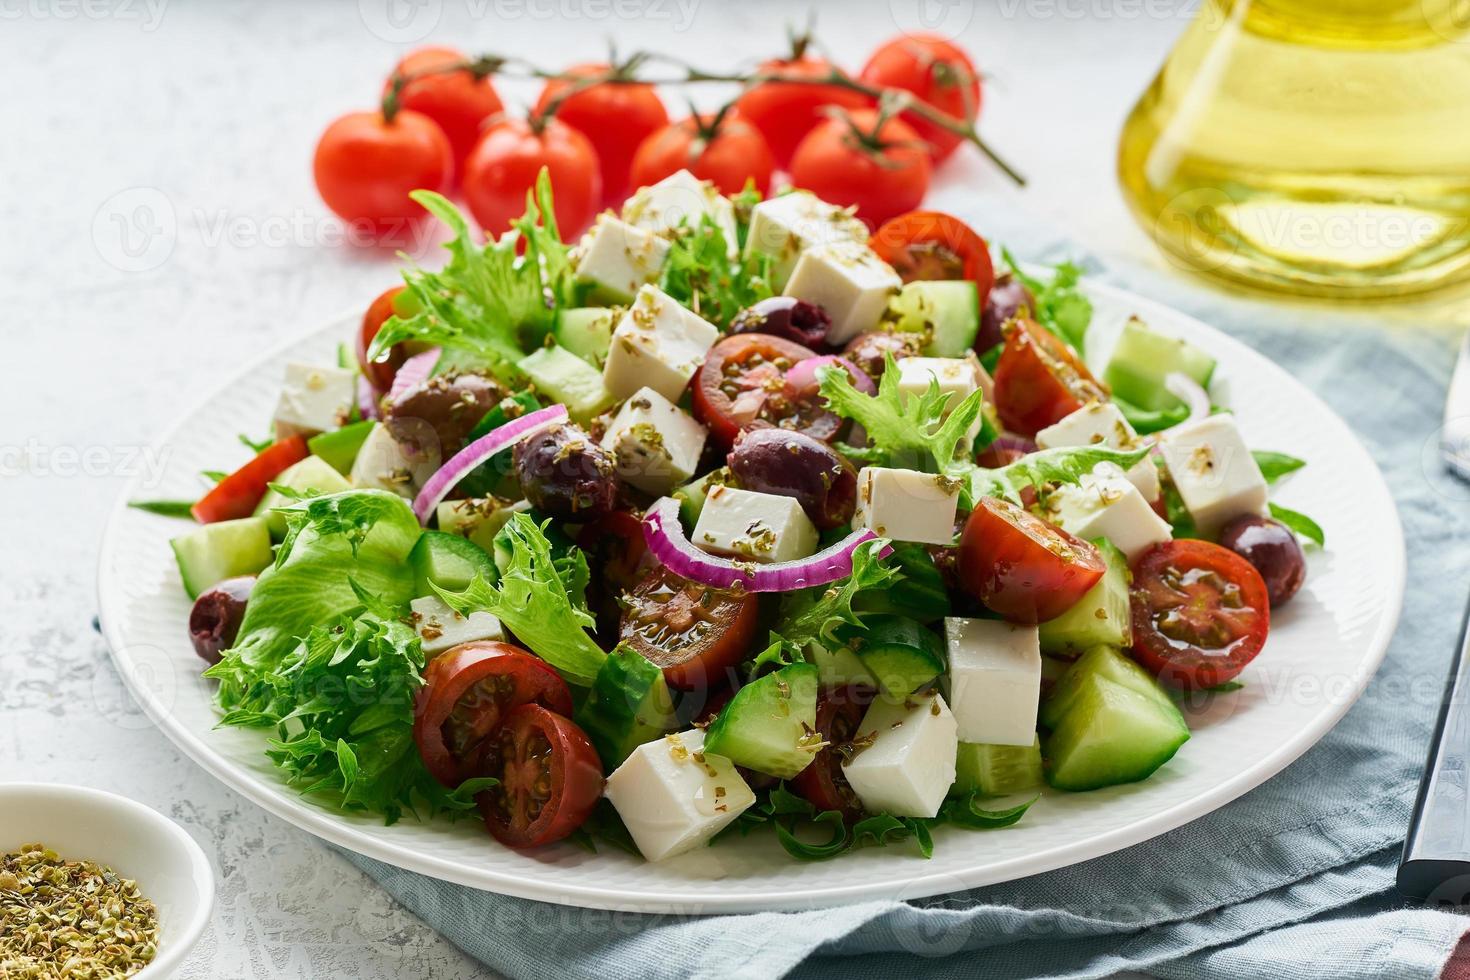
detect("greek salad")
(145, 171), (1321, 863)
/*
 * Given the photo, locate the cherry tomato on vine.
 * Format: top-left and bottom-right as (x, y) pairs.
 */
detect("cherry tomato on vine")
(629, 111), (775, 196)
(993, 318), (1107, 437)
(788, 108), (931, 227)
(386, 45), (504, 175)
(860, 33), (982, 162)
(957, 496), (1106, 624)
(475, 703), (603, 848)
(535, 63), (669, 205)
(463, 115), (601, 238)
(313, 110), (452, 230)
(736, 52), (870, 167)
(870, 210), (995, 304)
(1129, 540), (1271, 690)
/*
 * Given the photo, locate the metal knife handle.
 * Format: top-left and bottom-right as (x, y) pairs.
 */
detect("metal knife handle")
(1399, 592), (1470, 902)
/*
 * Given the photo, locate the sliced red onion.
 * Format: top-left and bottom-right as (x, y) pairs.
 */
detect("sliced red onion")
(389, 347), (441, 403)
(1164, 372), (1210, 426)
(787, 356), (876, 399)
(641, 496), (892, 593)
(356, 376), (379, 421)
(412, 404), (568, 524)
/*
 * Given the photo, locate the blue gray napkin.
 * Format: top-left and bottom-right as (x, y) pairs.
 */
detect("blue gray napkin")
(340, 196), (1470, 979)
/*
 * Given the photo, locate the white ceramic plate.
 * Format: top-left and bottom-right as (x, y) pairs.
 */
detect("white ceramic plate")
(97, 280), (1405, 913)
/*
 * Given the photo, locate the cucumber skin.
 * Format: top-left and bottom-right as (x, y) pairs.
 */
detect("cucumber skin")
(308, 420), (376, 475)
(1039, 645), (1176, 731)
(254, 456), (352, 539)
(844, 614), (945, 700)
(1038, 540), (1130, 655)
(554, 308), (616, 367)
(955, 738), (1045, 797)
(407, 530), (497, 595)
(1043, 673), (1189, 792)
(577, 647), (676, 769)
(171, 517), (273, 599)
(1103, 318), (1216, 413)
(889, 280), (980, 358)
(704, 663), (820, 779)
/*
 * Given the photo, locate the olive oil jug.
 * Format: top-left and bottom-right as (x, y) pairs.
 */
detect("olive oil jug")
(1119, 0), (1470, 298)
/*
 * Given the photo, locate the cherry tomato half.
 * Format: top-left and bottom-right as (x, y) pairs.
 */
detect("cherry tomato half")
(313, 110), (452, 231)
(692, 333), (840, 448)
(736, 55), (871, 167)
(993, 318), (1107, 438)
(1129, 540), (1270, 690)
(789, 685), (876, 821)
(387, 46), (504, 176)
(957, 496), (1106, 624)
(463, 116), (601, 238)
(629, 113), (775, 197)
(860, 33), (982, 162)
(191, 437), (308, 524)
(475, 703), (603, 848)
(412, 641), (573, 788)
(618, 565), (759, 690)
(870, 210), (995, 304)
(788, 108), (932, 228)
(356, 286), (408, 393)
(535, 63), (669, 206)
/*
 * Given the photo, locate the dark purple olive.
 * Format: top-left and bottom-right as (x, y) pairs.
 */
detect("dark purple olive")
(188, 576), (255, 665)
(978, 273), (1036, 353)
(386, 373), (503, 460)
(513, 423), (618, 521)
(1219, 515), (1305, 606)
(976, 435), (1037, 468)
(729, 297), (833, 350)
(727, 428), (857, 530)
(841, 331), (925, 381)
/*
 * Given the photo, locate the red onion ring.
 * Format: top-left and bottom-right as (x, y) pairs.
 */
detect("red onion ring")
(411, 404), (568, 524)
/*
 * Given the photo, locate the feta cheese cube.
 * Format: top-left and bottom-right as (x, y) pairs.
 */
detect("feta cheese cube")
(842, 692), (958, 818)
(349, 422), (434, 498)
(1036, 401), (1160, 502)
(272, 362), (357, 440)
(574, 213), (671, 301)
(783, 242), (902, 345)
(1157, 413), (1268, 538)
(692, 486), (819, 563)
(604, 729), (756, 862)
(942, 618), (1042, 746)
(622, 170), (738, 252)
(411, 595), (504, 658)
(600, 386), (708, 494)
(602, 285), (719, 403)
(896, 356), (985, 415)
(853, 467), (961, 545)
(744, 190), (868, 290)
(1045, 466), (1172, 562)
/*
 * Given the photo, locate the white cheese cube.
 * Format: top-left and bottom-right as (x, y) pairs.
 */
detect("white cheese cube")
(1036, 401), (1160, 502)
(842, 692), (958, 818)
(1045, 466), (1172, 562)
(604, 729), (756, 862)
(410, 595), (504, 658)
(783, 242), (902, 345)
(1157, 413), (1268, 538)
(744, 190), (868, 290)
(599, 387), (708, 494)
(896, 356), (984, 415)
(942, 618), (1042, 746)
(602, 285), (719, 403)
(853, 467), (960, 545)
(692, 486), (818, 563)
(349, 422), (434, 498)
(574, 214), (671, 301)
(622, 170), (738, 252)
(272, 362), (357, 440)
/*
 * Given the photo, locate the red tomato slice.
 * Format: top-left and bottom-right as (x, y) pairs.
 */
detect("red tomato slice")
(1129, 540), (1270, 690)
(993, 318), (1107, 438)
(692, 333), (839, 447)
(789, 685), (876, 821)
(412, 641), (573, 787)
(618, 565), (759, 690)
(191, 437), (309, 524)
(475, 703), (603, 848)
(356, 285), (407, 393)
(870, 210), (995, 304)
(957, 496), (1106, 624)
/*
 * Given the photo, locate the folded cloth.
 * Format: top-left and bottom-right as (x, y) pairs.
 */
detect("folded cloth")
(340, 190), (1470, 980)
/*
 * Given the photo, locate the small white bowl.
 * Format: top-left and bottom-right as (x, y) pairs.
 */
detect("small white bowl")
(0, 783), (214, 978)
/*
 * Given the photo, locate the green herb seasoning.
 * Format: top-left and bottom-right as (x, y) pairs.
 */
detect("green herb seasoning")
(0, 843), (159, 979)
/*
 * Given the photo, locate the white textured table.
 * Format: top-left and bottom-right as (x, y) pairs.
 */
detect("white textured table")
(3, 2), (1196, 976)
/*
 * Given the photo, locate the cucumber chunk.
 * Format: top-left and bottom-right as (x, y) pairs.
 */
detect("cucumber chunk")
(808, 642), (876, 687)
(408, 529), (497, 596)
(253, 455), (353, 539)
(1043, 672), (1189, 791)
(170, 517), (273, 599)
(843, 614), (945, 699)
(554, 308), (617, 368)
(1038, 540), (1130, 655)
(1040, 645), (1176, 731)
(1103, 317), (1216, 412)
(436, 498), (527, 551)
(703, 662), (821, 779)
(888, 280), (980, 357)
(308, 419), (375, 475)
(576, 646), (677, 768)
(517, 344), (615, 421)
(954, 736), (1045, 797)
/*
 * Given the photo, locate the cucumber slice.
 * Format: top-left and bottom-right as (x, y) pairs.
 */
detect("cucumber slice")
(436, 498), (527, 551)
(673, 466), (734, 527)
(888, 280), (980, 357)
(253, 455), (353, 539)
(554, 308), (617, 368)
(1103, 317), (1216, 412)
(170, 517), (273, 599)
(308, 420), (375, 475)
(407, 530), (497, 595)
(843, 614), (945, 699)
(576, 645), (677, 768)
(954, 736), (1045, 797)
(808, 642), (876, 687)
(517, 344), (615, 422)
(1038, 540), (1130, 655)
(853, 542), (950, 624)
(1040, 645), (1175, 730)
(1043, 672), (1189, 791)
(703, 662), (821, 779)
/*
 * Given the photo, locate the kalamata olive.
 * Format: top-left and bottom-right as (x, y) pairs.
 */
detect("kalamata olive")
(978, 273), (1036, 353)
(729, 297), (833, 350)
(512, 423), (618, 521)
(1219, 514), (1305, 606)
(727, 428), (857, 530)
(842, 331), (925, 380)
(976, 435), (1037, 469)
(386, 372), (503, 460)
(188, 576), (255, 665)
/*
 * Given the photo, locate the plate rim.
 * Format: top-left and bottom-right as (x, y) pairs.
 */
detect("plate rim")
(96, 280), (1407, 914)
